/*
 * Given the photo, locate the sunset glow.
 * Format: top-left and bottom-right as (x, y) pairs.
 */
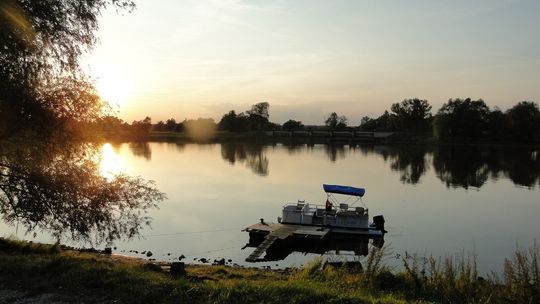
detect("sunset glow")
(2, 1), (540, 300)
(92, 64), (132, 108)
(99, 143), (126, 179)
(85, 0), (540, 124)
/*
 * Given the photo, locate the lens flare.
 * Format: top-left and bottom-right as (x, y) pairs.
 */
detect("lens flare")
(0, 1), (35, 43)
(185, 119), (217, 142)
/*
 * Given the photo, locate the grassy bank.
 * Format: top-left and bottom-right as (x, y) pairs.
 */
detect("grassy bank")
(0, 238), (538, 303)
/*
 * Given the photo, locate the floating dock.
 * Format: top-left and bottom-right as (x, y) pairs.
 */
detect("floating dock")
(244, 223), (329, 262)
(244, 222), (382, 262)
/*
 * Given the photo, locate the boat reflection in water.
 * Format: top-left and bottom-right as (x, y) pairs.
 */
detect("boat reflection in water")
(243, 231), (384, 262)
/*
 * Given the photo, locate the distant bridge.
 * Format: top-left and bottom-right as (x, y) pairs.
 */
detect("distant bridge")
(263, 130), (394, 142)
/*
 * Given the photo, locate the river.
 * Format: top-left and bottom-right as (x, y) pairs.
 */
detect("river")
(3, 141), (539, 273)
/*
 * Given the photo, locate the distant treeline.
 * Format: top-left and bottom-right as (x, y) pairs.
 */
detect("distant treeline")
(92, 98), (540, 143)
(360, 98), (540, 142)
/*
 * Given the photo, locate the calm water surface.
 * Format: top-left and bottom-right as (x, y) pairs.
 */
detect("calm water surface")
(3, 142), (540, 273)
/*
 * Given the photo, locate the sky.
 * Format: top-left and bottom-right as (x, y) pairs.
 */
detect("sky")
(83, 0), (540, 125)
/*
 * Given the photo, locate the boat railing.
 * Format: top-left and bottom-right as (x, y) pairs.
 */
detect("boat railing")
(282, 202), (368, 215)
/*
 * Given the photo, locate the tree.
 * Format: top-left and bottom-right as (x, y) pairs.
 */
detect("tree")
(218, 103), (272, 132)
(359, 116), (376, 131)
(165, 118), (177, 131)
(506, 101), (540, 142)
(246, 102), (270, 131)
(218, 110), (249, 132)
(246, 102), (270, 119)
(131, 116), (152, 137)
(1, 0), (135, 132)
(325, 112), (347, 129)
(154, 121), (166, 131)
(390, 98), (432, 132)
(434, 98), (491, 140)
(375, 110), (398, 131)
(282, 119), (304, 131)
(1, 1), (165, 244)
(0, 137), (164, 243)
(487, 107), (508, 140)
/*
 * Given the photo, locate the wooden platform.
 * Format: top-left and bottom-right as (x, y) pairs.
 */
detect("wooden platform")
(245, 223), (330, 239)
(244, 223), (330, 262)
(244, 222), (385, 262)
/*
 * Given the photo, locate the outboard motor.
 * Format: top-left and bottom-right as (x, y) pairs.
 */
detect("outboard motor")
(372, 215), (386, 233)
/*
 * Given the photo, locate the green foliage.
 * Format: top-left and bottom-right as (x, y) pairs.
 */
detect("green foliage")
(358, 98), (539, 142)
(0, 240), (380, 304)
(283, 119), (304, 130)
(1, 0), (135, 135)
(2, 238), (540, 303)
(246, 102), (271, 131)
(359, 111), (397, 132)
(434, 98), (491, 140)
(506, 101), (540, 142)
(153, 118), (184, 132)
(0, 238), (60, 254)
(1, 1), (166, 246)
(487, 108), (508, 139)
(218, 103), (271, 132)
(0, 138), (165, 244)
(503, 241), (540, 303)
(390, 98), (432, 133)
(364, 246), (389, 279)
(359, 116), (376, 131)
(218, 110), (249, 132)
(291, 257), (325, 280)
(247, 102), (270, 119)
(325, 112), (348, 130)
(131, 116), (152, 138)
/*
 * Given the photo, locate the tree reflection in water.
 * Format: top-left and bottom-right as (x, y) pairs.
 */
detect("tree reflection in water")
(217, 142), (540, 190)
(433, 146), (540, 189)
(374, 146), (432, 185)
(128, 142), (152, 160)
(324, 145), (347, 162)
(433, 146), (491, 189)
(220, 142), (269, 176)
(0, 136), (165, 245)
(500, 149), (540, 187)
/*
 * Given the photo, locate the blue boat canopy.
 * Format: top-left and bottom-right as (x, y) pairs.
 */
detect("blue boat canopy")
(323, 184), (365, 197)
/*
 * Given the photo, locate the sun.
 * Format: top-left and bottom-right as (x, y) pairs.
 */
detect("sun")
(92, 64), (132, 107)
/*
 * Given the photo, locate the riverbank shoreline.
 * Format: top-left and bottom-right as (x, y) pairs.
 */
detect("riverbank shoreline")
(97, 130), (540, 149)
(0, 238), (383, 304)
(1, 238), (538, 303)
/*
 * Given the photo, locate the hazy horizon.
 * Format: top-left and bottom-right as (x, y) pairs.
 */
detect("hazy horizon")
(84, 0), (540, 125)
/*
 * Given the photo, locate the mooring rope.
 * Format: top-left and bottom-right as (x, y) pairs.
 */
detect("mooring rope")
(142, 227), (244, 237)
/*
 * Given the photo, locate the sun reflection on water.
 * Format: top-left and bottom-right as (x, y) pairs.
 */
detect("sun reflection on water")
(99, 143), (125, 179)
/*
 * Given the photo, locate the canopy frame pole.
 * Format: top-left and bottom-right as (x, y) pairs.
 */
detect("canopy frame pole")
(359, 197), (367, 209)
(326, 193), (366, 209)
(327, 193), (339, 205)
